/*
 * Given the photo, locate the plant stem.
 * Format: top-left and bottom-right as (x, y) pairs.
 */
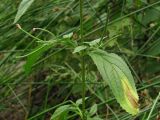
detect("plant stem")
(79, 0), (86, 119)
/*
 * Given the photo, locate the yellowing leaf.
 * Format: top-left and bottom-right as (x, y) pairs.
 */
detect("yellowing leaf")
(89, 49), (139, 115)
(113, 65), (139, 115)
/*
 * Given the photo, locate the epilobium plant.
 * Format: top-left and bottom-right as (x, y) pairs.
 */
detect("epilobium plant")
(14, 0), (139, 119)
(16, 24), (139, 116)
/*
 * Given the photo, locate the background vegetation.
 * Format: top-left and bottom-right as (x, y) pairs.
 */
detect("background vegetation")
(0, 0), (160, 120)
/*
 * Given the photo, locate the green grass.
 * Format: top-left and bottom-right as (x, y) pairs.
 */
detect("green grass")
(0, 0), (160, 120)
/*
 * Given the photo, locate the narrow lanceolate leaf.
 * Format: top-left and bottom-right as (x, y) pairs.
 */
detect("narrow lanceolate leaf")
(89, 49), (139, 115)
(14, 0), (35, 23)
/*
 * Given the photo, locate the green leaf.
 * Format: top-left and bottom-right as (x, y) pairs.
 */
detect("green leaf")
(89, 49), (139, 115)
(51, 105), (71, 120)
(76, 97), (89, 106)
(50, 105), (77, 120)
(57, 112), (68, 120)
(63, 32), (73, 38)
(73, 45), (87, 53)
(84, 38), (101, 46)
(14, 0), (35, 23)
(24, 44), (52, 74)
(89, 104), (97, 116)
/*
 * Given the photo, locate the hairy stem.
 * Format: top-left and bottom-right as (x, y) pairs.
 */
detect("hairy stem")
(79, 0), (86, 119)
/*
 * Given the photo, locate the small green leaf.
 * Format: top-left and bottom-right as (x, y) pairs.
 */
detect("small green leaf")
(73, 45), (87, 53)
(24, 44), (52, 74)
(51, 104), (78, 120)
(84, 38), (101, 46)
(89, 104), (97, 116)
(63, 32), (73, 38)
(76, 97), (89, 106)
(89, 49), (139, 115)
(51, 105), (71, 120)
(14, 0), (35, 23)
